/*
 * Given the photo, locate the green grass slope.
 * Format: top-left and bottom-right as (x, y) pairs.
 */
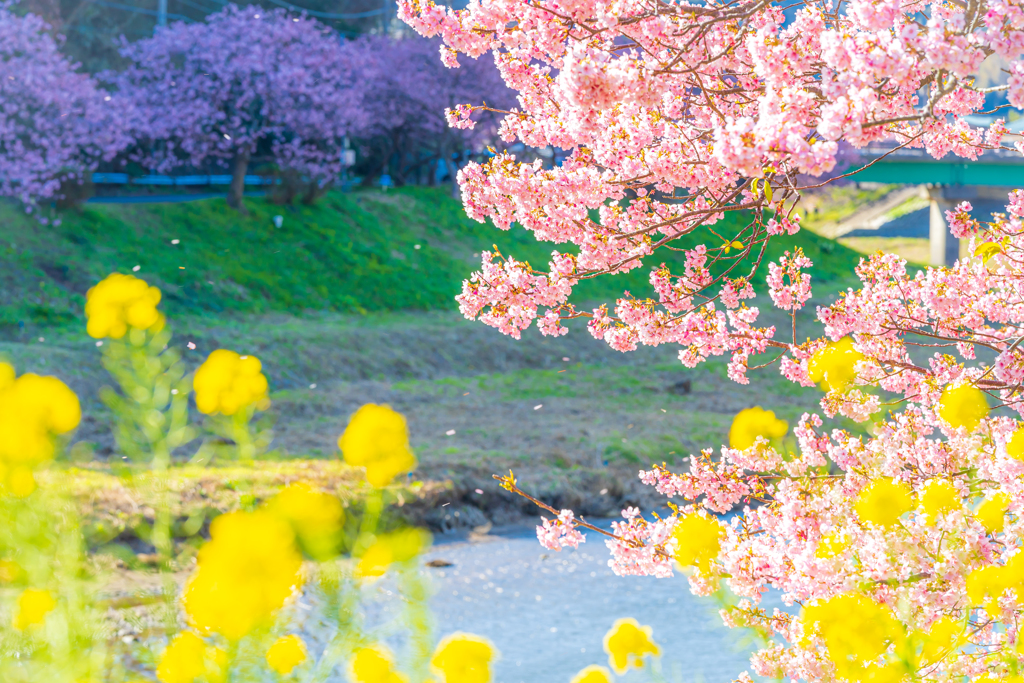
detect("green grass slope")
(0, 188), (863, 332)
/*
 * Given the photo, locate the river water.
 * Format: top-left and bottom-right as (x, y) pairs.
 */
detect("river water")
(417, 526), (781, 683)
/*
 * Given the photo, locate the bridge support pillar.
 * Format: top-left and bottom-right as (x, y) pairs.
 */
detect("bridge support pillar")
(927, 185), (973, 267)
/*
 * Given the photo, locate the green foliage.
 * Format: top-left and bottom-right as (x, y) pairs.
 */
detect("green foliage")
(0, 188), (861, 330)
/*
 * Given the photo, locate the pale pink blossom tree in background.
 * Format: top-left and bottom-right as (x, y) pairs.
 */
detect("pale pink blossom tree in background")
(350, 34), (515, 195)
(399, 0), (1024, 681)
(111, 4), (367, 212)
(0, 6), (129, 212)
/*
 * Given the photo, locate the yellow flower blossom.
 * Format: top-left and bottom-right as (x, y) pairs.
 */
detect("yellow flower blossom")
(815, 531), (848, 559)
(976, 493), (1010, 534)
(0, 559), (21, 583)
(937, 383), (988, 432)
(570, 665), (613, 683)
(966, 554), (1024, 613)
(1007, 425), (1024, 459)
(430, 633), (496, 683)
(193, 350), (270, 416)
(918, 479), (960, 521)
(85, 273), (164, 339)
(801, 593), (904, 677)
(671, 512), (724, 571)
(357, 528), (431, 578)
(855, 479), (912, 529)
(351, 645), (407, 683)
(728, 406), (788, 451)
(603, 618), (660, 674)
(156, 632), (226, 683)
(13, 588), (55, 630)
(339, 404), (417, 487)
(182, 510), (303, 640)
(266, 634), (308, 675)
(808, 337), (866, 391)
(267, 483), (345, 560)
(918, 616), (963, 666)
(0, 363), (80, 469)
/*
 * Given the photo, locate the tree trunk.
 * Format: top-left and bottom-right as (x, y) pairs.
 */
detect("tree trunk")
(226, 150), (250, 213)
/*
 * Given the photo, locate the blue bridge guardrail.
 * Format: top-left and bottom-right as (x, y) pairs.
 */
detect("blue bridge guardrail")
(92, 173), (279, 186)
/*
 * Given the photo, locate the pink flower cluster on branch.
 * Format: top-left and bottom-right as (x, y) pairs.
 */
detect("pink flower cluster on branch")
(400, 0), (1024, 361)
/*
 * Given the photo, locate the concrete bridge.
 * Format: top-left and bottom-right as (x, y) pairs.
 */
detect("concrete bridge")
(845, 147), (1024, 265)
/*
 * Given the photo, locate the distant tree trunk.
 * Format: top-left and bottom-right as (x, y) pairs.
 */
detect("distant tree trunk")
(427, 158), (437, 187)
(227, 149), (250, 213)
(444, 154), (461, 200)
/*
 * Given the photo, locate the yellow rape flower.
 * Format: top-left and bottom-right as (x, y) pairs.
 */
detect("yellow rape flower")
(816, 531), (848, 559)
(267, 483), (345, 560)
(156, 632), (226, 683)
(938, 383), (988, 432)
(339, 404), (417, 487)
(351, 645), (407, 683)
(918, 479), (960, 521)
(728, 406), (788, 451)
(855, 479), (912, 529)
(357, 528), (431, 578)
(977, 493), (1010, 534)
(13, 588), (55, 630)
(193, 350), (270, 416)
(430, 633), (496, 683)
(1007, 425), (1024, 459)
(919, 616), (963, 665)
(266, 634), (308, 675)
(808, 337), (865, 391)
(672, 512), (724, 571)
(0, 558), (21, 583)
(801, 593), (904, 676)
(603, 618), (660, 674)
(966, 553), (1024, 614)
(570, 665), (613, 683)
(85, 273), (164, 339)
(0, 363), (80, 470)
(182, 510), (303, 640)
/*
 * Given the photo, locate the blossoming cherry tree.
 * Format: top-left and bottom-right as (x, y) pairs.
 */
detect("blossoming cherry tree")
(399, 0), (1024, 681)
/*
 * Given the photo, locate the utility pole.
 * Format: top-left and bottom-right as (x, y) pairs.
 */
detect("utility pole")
(157, 0), (167, 29)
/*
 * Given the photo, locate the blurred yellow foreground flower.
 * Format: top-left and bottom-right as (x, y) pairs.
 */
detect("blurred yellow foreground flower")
(357, 527), (431, 578)
(603, 618), (659, 674)
(808, 337), (865, 391)
(194, 349), (270, 415)
(181, 510), (302, 640)
(339, 403), (417, 487)
(672, 512), (724, 571)
(728, 406), (788, 450)
(856, 479), (913, 529)
(13, 588), (54, 630)
(801, 593), (904, 679)
(351, 645), (406, 683)
(156, 631), (226, 683)
(0, 362), (80, 495)
(918, 479), (961, 521)
(268, 482), (345, 560)
(85, 272), (164, 339)
(938, 382), (988, 431)
(265, 634), (308, 675)
(570, 665), (613, 683)
(430, 633), (496, 683)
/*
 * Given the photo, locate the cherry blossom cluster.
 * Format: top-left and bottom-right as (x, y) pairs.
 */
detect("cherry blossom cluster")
(110, 5), (367, 187)
(400, 0), (1024, 362)
(521, 197), (1024, 683)
(395, 0), (1024, 677)
(0, 8), (130, 208)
